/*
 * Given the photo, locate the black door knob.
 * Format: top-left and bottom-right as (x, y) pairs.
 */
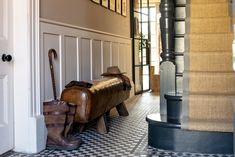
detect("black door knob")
(2, 54), (12, 62)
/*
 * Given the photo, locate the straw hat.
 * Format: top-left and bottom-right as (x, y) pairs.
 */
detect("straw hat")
(101, 66), (126, 76)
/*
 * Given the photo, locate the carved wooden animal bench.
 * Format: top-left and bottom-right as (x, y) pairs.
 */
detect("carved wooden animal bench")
(61, 77), (130, 134)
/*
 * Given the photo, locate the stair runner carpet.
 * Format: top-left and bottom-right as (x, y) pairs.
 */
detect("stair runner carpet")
(183, 0), (234, 132)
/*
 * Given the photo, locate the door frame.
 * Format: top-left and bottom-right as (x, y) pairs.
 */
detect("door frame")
(12, 0), (44, 153)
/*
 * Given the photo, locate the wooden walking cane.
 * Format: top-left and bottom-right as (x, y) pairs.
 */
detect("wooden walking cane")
(48, 49), (58, 100)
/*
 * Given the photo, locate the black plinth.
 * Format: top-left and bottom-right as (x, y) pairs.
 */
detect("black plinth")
(165, 92), (182, 124)
(146, 113), (233, 154)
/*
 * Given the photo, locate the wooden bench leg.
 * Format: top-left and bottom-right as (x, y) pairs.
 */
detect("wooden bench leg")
(116, 102), (129, 116)
(96, 114), (109, 134)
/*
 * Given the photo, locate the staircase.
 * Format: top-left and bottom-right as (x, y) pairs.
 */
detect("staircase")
(183, 0), (234, 132)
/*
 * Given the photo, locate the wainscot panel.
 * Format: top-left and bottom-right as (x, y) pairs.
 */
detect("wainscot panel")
(41, 33), (61, 100)
(64, 36), (78, 85)
(40, 19), (132, 102)
(92, 40), (102, 80)
(80, 38), (91, 81)
(103, 41), (111, 72)
(112, 42), (119, 66)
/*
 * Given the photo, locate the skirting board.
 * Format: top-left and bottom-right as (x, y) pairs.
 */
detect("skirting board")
(14, 115), (46, 153)
(28, 115), (46, 153)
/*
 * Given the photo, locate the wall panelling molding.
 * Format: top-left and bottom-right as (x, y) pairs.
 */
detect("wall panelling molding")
(40, 19), (132, 102)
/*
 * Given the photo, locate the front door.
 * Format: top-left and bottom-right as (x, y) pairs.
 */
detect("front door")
(0, 0), (14, 154)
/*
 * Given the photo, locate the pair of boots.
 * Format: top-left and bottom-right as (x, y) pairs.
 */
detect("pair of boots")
(43, 100), (82, 150)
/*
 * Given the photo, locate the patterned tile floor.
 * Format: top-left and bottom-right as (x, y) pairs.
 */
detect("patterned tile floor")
(2, 93), (234, 157)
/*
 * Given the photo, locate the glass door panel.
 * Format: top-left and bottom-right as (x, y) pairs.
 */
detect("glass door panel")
(134, 66), (142, 93)
(134, 39), (141, 65)
(143, 65), (150, 90)
(132, 0), (150, 94)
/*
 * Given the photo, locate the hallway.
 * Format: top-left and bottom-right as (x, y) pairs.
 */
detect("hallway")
(3, 93), (233, 157)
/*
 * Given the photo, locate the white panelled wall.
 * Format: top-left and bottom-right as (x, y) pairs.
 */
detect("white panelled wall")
(40, 19), (132, 102)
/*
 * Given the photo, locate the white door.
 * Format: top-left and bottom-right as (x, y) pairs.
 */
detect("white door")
(0, 0), (14, 154)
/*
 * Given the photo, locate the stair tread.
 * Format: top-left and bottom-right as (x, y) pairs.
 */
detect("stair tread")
(184, 71), (235, 94)
(189, 0), (229, 4)
(186, 33), (233, 52)
(187, 51), (232, 54)
(187, 33), (233, 36)
(186, 92), (235, 96)
(187, 120), (233, 132)
(185, 52), (233, 72)
(187, 91), (235, 95)
(187, 17), (232, 33)
(185, 71), (235, 74)
(189, 17), (231, 20)
(189, 3), (230, 18)
(187, 94), (234, 130)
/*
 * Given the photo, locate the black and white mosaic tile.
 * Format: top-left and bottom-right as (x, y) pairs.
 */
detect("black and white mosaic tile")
(3, 93), (234, 157)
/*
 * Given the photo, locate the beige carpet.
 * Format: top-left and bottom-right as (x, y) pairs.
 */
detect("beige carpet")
(183, 0), (234, 132)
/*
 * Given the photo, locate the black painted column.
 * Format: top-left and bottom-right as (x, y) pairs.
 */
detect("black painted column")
(160, 0), (175, 62)
(159, 0), (176, 115)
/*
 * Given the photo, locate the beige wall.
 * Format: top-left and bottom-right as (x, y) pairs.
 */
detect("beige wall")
(40, 0), (130, 37)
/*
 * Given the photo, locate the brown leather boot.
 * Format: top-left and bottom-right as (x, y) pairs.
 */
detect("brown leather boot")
(43, 100), (79, 150)
(63, 103), (83, 145)
(63, 102), (77, 137)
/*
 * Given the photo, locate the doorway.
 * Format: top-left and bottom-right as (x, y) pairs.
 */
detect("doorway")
(131, 0), (161, 94)
(131, 0), (151, 94)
